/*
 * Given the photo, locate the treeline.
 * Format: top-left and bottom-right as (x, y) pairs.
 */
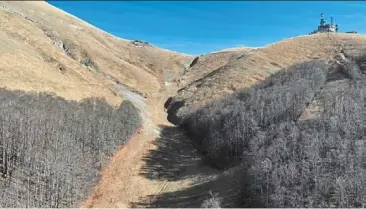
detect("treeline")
(0, 89), (141, 207)
(184, 60), (328, 168)
(179, 60), (364, 207)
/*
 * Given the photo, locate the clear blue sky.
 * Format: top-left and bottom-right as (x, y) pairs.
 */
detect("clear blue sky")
(49, 1), (366, 55)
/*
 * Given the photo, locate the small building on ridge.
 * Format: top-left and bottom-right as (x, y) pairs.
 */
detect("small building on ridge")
(309, 13), (338, 34)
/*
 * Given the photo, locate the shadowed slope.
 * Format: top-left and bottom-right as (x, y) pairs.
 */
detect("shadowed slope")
(166, 33), (366, 125)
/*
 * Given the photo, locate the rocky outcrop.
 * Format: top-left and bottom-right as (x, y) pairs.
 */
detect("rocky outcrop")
(131, 40), (151, 48)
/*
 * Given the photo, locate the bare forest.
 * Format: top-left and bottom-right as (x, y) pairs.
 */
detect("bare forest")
(0, 89), (141, 207)
(182, 60), (365, 207)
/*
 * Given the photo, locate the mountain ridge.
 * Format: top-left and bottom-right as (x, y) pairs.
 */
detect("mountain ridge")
(0, 1), (365, 208)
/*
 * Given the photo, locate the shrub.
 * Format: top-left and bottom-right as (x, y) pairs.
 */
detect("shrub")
(0, 89), (141, 207)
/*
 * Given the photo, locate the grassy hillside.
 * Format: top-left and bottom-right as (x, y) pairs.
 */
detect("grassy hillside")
(0, 1), (365, 208)
(0, 2), (195, 207)
(0, 1), (193, 106)
(176, 48), (253, 88)
(172, 48), (365, 207)
(166, 33), (366, 125)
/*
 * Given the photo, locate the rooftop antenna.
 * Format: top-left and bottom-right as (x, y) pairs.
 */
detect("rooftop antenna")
(320, 13), (326, 26)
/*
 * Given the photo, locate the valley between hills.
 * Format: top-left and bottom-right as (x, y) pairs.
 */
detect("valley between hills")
(0, 1), (365, 208)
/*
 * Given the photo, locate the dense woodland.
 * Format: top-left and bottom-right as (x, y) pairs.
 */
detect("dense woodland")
(0, 90), (141, 207)
(181, 60), (365, 207)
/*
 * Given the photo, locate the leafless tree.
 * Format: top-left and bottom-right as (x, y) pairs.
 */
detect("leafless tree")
(0, 90), (141, 207)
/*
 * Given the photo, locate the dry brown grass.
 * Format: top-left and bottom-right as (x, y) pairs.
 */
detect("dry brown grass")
(169, 33), (366, 122)
(2, 1), (366, 208)
(80, 86), (207, 208)
(0, 1), (192, 106)
(0, 3), (196, 206)
(177, 48), (253, 88)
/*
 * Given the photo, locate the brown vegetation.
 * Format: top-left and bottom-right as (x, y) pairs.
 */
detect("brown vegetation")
(1, 1), (366, 208)
(166, 33), (366, 125)
(0, 1), (193, 106)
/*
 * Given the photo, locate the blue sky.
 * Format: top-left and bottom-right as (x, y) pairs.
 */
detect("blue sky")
(49, 1), (366, 55)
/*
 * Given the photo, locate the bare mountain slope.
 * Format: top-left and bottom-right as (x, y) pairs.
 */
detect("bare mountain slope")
(1, 1), (365, 208)
(0, 1), (192, 106)
(176, 47), (253, 89)
(166, 33), (366, 124)
(165, 38), (366, 207)
(0, 2), (199, 208)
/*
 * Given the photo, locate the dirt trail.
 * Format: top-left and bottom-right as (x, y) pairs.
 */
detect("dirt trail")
(81, 33), (355, 208)
(82, 80), (221, 208)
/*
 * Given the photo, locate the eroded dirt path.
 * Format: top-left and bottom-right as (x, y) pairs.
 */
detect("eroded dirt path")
(81, 33), (350, 208)
(81, 81), (222, 208)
